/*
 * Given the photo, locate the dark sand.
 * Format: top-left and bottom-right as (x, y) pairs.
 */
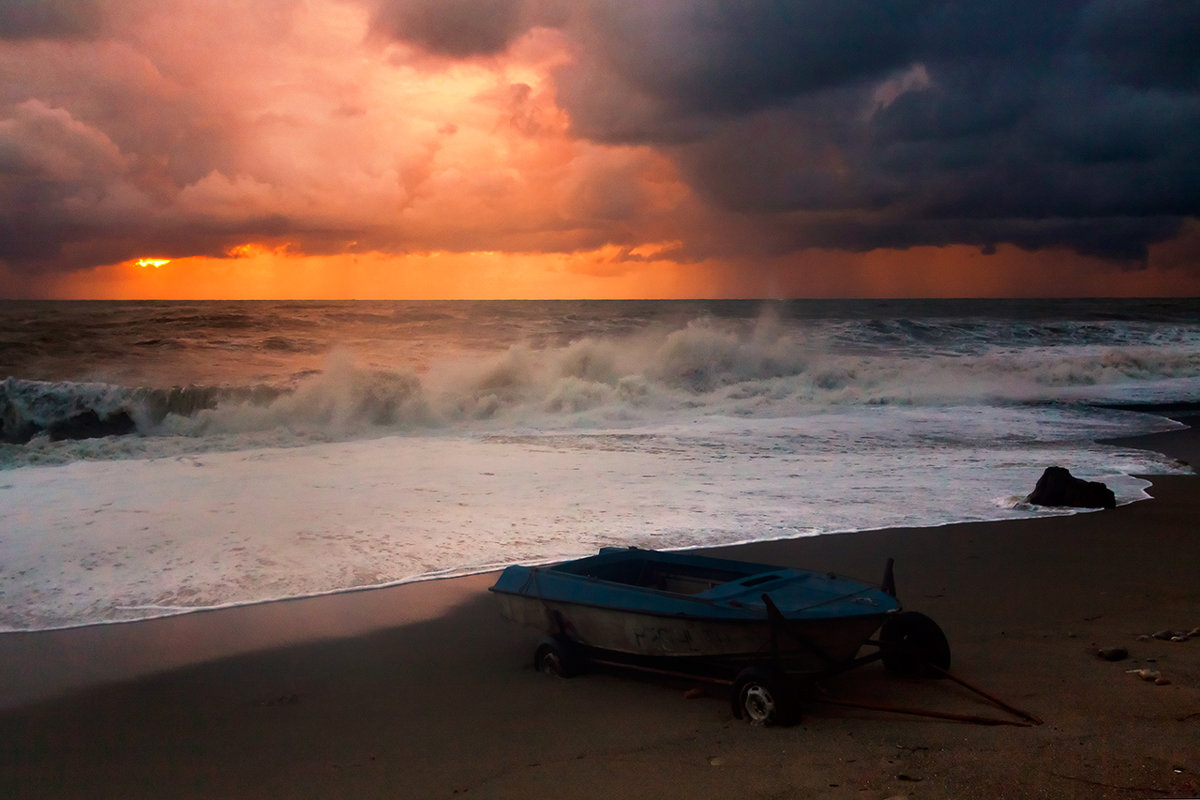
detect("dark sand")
(2, 421), (1198, 799)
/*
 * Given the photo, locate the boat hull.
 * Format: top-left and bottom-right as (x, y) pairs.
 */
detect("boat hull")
(491, 548), (900, 675)
(493, 591), (890, 674)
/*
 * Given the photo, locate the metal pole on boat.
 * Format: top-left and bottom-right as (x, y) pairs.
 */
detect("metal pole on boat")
(881, 558), (896, 597)
(763, 593), (782, 665)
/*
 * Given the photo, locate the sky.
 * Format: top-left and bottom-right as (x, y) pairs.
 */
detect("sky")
(1, 0), (1199, 299)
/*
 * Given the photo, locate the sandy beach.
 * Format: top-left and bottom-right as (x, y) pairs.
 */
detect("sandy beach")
(2, 421), (1198, 799)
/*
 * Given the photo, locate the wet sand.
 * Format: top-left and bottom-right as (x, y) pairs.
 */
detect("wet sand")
(1, 420), (1198, 799)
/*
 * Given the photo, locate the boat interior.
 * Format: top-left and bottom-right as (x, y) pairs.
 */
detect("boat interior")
(563, 556), (777, 596)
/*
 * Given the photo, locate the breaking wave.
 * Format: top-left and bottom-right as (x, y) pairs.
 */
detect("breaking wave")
(3, 310), (1200, 468)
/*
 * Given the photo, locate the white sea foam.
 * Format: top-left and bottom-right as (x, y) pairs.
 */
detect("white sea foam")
(0, 406), (1189, 631)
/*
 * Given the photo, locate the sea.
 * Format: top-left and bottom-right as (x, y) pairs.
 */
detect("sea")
(2, 298), (1198, 632)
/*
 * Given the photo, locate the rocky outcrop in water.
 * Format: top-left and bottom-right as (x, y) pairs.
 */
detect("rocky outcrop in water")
(1, 378), (140, 443)
(1027, 466), (1116, 509)
(47, 409), (137, 442)
(0, 377), (290, 444)
(1, 406), (138, 444)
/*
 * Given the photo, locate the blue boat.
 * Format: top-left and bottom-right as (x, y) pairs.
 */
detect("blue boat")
(491, 547), (950, 724)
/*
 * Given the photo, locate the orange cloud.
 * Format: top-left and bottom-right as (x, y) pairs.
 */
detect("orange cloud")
(1, 2), (695, 284)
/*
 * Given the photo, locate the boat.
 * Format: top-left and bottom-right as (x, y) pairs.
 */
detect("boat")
(492, 546), (939, 671)
(490, 547), (958, 726)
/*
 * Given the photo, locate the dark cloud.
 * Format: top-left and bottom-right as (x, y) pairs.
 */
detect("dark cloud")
(0, 0), (102, 40)
(370, 0), (524, 57)
(1080, 0), (1200, 91)
(368, 0), (566, 58)
(545, 0), (1200, 262)
(574, 1), (927, 118)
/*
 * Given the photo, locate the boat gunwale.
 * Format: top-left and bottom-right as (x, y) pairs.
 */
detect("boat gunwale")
(489, 561), (899, 622)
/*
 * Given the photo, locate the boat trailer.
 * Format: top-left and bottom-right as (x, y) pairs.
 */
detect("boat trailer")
(530, 559), (1041, 728)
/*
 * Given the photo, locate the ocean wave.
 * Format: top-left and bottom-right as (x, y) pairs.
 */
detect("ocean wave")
(826, 317), (1200, 356)
(3, 312), (1200, 468)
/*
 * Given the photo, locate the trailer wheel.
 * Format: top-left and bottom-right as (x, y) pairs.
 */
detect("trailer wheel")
(880, 611), (951, 678)
(731, 667), (797, 726)
(534, 636), (581, 678)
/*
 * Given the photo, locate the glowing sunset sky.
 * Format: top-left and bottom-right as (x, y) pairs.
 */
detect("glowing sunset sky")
(2, 0), (1198, 299)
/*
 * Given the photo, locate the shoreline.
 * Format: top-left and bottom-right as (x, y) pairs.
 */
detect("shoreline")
(2, 419), (1198, 798)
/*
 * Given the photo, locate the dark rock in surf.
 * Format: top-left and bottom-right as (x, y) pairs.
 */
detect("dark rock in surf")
(1, 404), (38, 444)
(47, 409), (137, 441)
(1027, 466), (1116, 509)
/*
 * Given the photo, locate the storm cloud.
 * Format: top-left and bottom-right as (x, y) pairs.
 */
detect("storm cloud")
(2, 0), (1199, 288)
(544, 0), (1200, 260)
(0, 0), (102, 41)
(367, 0), (567, 57)
(372, 0), (1200, 259)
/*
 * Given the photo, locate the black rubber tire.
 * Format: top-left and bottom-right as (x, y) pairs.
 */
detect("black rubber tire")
(730, 666), (798, 726)
(534, 635), (582, 678)
(880, 611), (951, 678)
